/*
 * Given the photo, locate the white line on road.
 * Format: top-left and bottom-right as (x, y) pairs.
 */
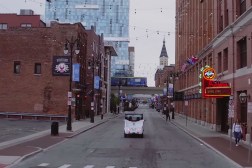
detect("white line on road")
(83, 165), (95, 168)
(129, 167), (137, 168)
(105, 166), (115, 168)
(38, 163), (49, 167)
(58, 164), (71, 168)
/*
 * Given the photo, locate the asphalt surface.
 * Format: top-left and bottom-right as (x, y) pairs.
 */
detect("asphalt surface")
(1, 106), (240, 168)
(1, 105), (252, 167)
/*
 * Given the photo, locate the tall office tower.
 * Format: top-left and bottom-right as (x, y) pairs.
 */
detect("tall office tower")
(45, 0), (130, 77)
(128, 46), (135, 77)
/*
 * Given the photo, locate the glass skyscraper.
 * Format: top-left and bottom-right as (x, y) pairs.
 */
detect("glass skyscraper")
(45, 0), (130, 77)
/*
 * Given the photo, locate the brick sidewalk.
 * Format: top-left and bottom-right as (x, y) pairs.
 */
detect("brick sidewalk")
(201, 137), (252, 167)
(170, 113), (252, 168)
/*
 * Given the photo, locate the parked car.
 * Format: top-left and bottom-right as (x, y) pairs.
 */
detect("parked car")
(124, 113), (144, 138)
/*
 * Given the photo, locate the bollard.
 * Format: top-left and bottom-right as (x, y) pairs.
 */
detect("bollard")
(51, 122), (59, 136)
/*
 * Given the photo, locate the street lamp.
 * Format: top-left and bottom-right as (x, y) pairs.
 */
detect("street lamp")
(88, 54), (100, 123)
(169, 72), (179, 119)
(239, 92), (250, 103)
(64, 36), (80, 131)
(118, 79), (122, 114)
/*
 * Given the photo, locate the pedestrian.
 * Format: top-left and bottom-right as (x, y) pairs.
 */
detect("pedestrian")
(165, 107), (170, 122)
(232, 119), (243, 146)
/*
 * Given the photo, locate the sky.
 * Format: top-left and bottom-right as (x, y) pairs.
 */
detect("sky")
(0, 0), (176, 86)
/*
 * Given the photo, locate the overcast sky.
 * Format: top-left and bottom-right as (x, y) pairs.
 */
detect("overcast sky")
(0, 0), (176, 86)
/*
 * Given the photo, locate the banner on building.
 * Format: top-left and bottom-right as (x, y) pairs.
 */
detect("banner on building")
(94, 76), (100, 89)
(52, 56), (70, 76)
(72, 63), (80, 82)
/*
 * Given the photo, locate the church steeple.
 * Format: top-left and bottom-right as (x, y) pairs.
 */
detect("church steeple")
(159, 38), (168, 66)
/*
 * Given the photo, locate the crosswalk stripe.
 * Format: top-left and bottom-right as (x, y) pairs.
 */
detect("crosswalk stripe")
(83, 165), (94, 168)
(58, 164), (71, 168)
(38, 163), (50, 167)
(105, 166), (115, 168)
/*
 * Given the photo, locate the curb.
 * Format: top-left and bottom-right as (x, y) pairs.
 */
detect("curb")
(66, 114), (119, 138)
(5, 147), (43, 168)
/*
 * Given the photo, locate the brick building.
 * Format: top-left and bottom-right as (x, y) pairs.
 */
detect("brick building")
(175, 0), (252, 138)
(0, 10), (46, 29)
(0, 20), (116, 120)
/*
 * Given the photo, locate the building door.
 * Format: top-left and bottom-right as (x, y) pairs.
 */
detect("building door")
(216, 97), (229, 132)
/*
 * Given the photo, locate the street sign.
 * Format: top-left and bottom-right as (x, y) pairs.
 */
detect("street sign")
(68, 92), (72, 98)
(67, 97), (71, 105)
(228, 99), (234, 118)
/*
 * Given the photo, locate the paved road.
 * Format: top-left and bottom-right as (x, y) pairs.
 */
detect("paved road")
(11, 106), (237, 168)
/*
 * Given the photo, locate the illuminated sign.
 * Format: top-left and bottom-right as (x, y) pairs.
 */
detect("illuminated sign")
(203, 67), (216, 80)
(200, 65), (231, 98)
(205, 87), (231, 97)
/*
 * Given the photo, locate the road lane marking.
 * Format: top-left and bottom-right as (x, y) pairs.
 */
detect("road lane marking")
(83, 165), (94, 168)
(38, 163), (49, 167)
(129, 167), (137, 168)
(105, 166), (115, 168)
(58, 164), (71, 168)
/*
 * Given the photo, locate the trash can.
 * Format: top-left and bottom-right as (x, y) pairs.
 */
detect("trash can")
(51, 122), (59, 136)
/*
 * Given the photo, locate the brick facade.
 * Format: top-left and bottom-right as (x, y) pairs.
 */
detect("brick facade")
(0, 22), (108, 119)
(175, 0), (252, 134)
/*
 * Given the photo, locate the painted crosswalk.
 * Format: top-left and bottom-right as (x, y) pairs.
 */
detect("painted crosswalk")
(37, 163), (137, 168)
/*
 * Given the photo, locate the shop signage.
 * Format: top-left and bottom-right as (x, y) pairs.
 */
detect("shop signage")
(200, 65), (231, 98)
(52, 56), (70, 76)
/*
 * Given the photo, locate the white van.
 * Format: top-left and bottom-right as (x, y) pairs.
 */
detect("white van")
(124, 113), (144, 138)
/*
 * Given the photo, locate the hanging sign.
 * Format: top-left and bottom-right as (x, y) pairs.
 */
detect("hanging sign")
(200, 65), (231, 98)
(94, 76), (100, 89)
(72, 63), (80, 82)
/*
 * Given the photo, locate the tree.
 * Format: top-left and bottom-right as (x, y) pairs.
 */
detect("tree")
(110, 93), (119, 113)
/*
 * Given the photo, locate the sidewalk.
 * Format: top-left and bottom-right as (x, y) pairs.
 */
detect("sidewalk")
(164, 113), (252, 168)
(0, 112), (119, 168)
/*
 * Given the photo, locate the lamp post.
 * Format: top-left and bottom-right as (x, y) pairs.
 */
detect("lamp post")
(170, 72), (179, 119)
(88, 55), (100, 123)
(118, 80), (122, 114)
(239, 92), (250, 103)
(64, 36), (80, 131)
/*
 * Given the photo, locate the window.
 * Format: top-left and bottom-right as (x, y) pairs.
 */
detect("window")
(110, 19), (113, 34)
(217, 52), (222, 73)
(0, 23), (7, 29)
(219, 15), (223, 32)
(34, 63), (41, 74)
(21, 24), (32, 28)
(120, 25), (123, 37)
(237, 37), (247, 69)
(14, 61), (21, 74)
(223, 48), (228, 71)
(240, 0), (246, 15)
(224, 9), (229, 27)
(116, 5), (119, 23)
